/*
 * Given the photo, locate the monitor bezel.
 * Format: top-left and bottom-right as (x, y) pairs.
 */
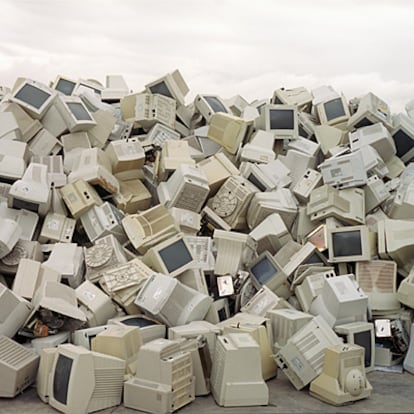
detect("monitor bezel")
(317, 94), (350, 126)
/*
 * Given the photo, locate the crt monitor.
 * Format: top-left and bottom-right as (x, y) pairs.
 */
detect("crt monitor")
(142, 233), (196, 278)
(194, 94), (231, 123)
(247, 251), (288, 294)
(52, 75), (77, 96)
(256, 104), (298, 140)
(391, 113), (414, 163)
(47, 344), (125, 414)
(316, 94), (350, 126)
(0, 335), (40, 397)
(327, 225), (375, 263)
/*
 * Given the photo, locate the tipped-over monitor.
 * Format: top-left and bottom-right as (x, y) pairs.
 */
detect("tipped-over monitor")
(11, 78), (56, 119)
(47, 343), (125, 414)
(316, 94), (350, 126)
(391, 113), (414, 163)
(0, 335), (39, 397)
(52, 75), (77, 96)
(309, 344), (372, 406)
(194, 94), (231, 122)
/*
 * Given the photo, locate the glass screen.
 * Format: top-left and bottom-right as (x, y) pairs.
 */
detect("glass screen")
(354, 330), (372, 367)
(149, 81), (173, 99)
(251, 257), (278, 284)
(393, 129), (414, 158)
(159, 239), (193, 273)
(332, 230), (362, 257)
(53, 354), (73, 405)
(324, 98), (346, 121)
(204, 96), (228, 113)
(269, 109), (294, 129)
(14, 83), (51, 109)
(56, 79), (76, 96)
(67, 102), (92, 120)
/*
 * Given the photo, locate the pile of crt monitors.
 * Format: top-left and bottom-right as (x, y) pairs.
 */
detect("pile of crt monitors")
(0, 70), (414, 412)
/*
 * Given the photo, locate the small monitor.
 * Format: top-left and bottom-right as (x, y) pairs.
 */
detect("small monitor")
(247, 252), (288, 294)
(334, 321), (375, 372)
(309, 344), (372, 406)
(55, 96), (96, 133)
(194, 94), (231, 122)
(142, 233), (196, 278)
(11, 78), (56, 119)
(0, 335), (39, 397)
(391, 113), (414, 163)
(145, 69), (189, 106)
(271, 86), (312, 112)
(47, 344), (125, 414)
(316, 94), (350, 126)
(327, 225), (374, 263)
(256, 104), (298, 139)
(52, 75), (77, 96)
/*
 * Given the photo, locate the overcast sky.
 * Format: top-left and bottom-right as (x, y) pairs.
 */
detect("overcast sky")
(1, 0), (414, 112)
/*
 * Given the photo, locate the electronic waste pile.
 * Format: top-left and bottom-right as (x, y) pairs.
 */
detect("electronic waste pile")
(0, 71), (414, 413)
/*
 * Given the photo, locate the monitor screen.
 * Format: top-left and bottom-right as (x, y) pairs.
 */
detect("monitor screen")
(393, 130), (414, 158)
(332, 230), (362, 257)
(251, 256), (278, 284)
(324, 98), (346, 121)
(158, 239), (193, 273)
(269, 109), (294, 130)
(56, 79), (76, 96)
(149, 81), (173, 99)
(354, 330), (372, 368)
(53, 354), (73, 405)
(247, 173), (266, 192)
(354, 117), (373, 129)
(204, 96), (228, 114)
(12, 198), (39, 213)
(67, 103), (92, 121)
(120, 317), (158, 328)
(14, 84), (51, 109)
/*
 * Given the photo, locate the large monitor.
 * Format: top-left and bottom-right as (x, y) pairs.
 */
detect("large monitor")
(274, 315), (342, 390)
(327, 225), (376, 263)
(47, 343), (125, 414)
(391, 113), (414, 163)
(55, 95), (96, 133)
(355, 260), (400, 312)
(207, 112), (253, 154)
(309, 274), (368, 327)
(309, 344), (372, 406)
(210, 333), (269, 407)
(334, 321), (375, 372)
(256, 104), (298, 140)
(0, 335), (39, 397)
(135, 272), (213, 327)
(11, 78), (56, 119)
(142, 233), (196, 278)
(145, 69), (189, 106)
(316, 94), (350, 126)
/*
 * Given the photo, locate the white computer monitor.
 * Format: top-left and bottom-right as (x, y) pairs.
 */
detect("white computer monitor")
(397, 267), (414, 308)
(194, 94), (231, 122)
(11, 78), (56, 119)
(0, 335), (39, 397)
(207, 112), (253, 154)
(391, 113), (414, 163)
(309, 343), (372, 406)
(275, 315), (342, 390)
(145, 69), (189, 106)
(47, 344), (125, 414)
(316, 94), (350, 126)
(142, 233), (197, 278)
(256, 104), (298, 139)
(327, 225), (375, 263)
(51, 75), (77, 96)
(210, 333), (269, 407)
(334, 321), (375, 372)
(247, 251), (288, 293)
(55, 95), (96, 133)
(309, 274), (368, 327)
(355, 260), (400, 312)
(272, 86), (312, 112)
(135, 272), (213, 327)
(71, 325), (109, 350)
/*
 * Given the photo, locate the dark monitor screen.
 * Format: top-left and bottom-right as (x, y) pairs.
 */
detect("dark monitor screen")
(12, 198), (39, 213)
(218, 307), (227, 322)
(204, 96), (228, 114)
(67, 102), (92, 121)
(251, 256), (278, 285)
(120, 317), (157, 328)
(324, 98), (346, 122)
(56, 79), (76, 96)
(269, 109), (294, 130)
(304, 251), (324, 265)
(354, 117), (373, 129)
(354, 330), (372, 367)
(158, 239), (193, 273)
(332, 230), (362, 257)
(14, 84), (51, 110)
(247, 173), (266, 192)
(393, 129), (414, 158)
(149, 81), (174, 99)
(53, 354), (73, 405)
